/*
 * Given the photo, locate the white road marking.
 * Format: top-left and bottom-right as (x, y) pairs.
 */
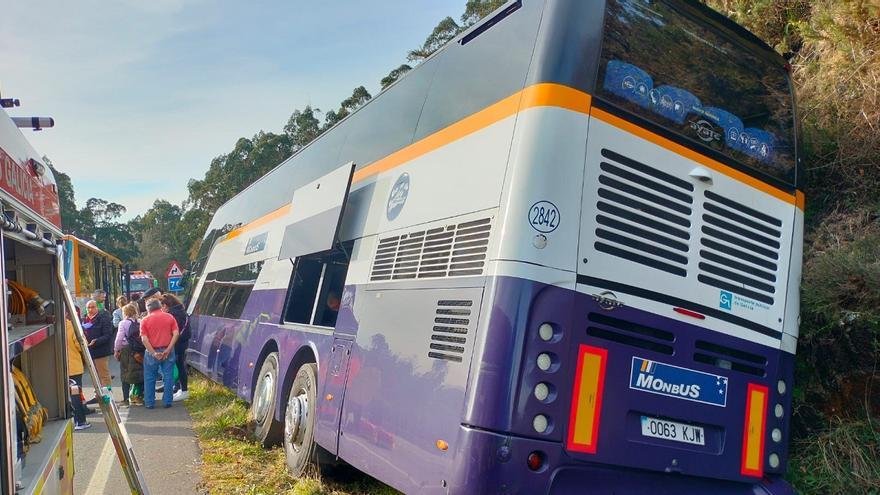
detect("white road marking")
(84, 404), (130, 494)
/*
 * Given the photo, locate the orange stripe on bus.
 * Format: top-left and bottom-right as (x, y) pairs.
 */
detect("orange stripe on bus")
(224, 204), (292, 241)
(221, 83), (802, 243)
(352, 83), (589, 183)
(520, 83), (592, 115)
(224, 83), (589, 243)
(590, 107), (799, 208)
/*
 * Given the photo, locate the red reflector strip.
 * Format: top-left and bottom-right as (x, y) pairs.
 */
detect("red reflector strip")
(566, 345), (608, 454)
(741, 383), (768, 477)
(674, 307), (706, 319)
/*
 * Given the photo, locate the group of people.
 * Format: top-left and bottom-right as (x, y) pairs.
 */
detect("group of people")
(66, 287), (191, 430)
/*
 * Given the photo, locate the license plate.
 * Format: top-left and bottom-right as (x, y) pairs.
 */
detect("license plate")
(640, 416), (705, 446)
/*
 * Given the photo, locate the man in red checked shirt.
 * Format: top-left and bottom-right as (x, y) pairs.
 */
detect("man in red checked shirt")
(140, 299), (179, 409)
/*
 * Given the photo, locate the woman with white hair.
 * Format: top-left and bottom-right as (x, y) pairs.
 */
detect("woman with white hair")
(82, 299), (114, 389)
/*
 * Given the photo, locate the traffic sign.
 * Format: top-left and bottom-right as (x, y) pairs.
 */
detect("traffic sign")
(165, 260), (184, 278)
(168, 276), (183, 292)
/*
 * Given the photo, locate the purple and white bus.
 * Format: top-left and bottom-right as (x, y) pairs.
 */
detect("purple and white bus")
(185, 1), (803, 493)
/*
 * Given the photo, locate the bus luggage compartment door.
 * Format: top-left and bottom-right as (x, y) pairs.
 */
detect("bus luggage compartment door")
(315, 338), (353, 455)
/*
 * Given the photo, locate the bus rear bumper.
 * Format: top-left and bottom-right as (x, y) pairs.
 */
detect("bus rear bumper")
(447, 426), (795, 495)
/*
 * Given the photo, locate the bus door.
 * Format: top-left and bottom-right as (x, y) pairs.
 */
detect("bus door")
(337, 286), (484, 493)
(314, 338), (353, 455)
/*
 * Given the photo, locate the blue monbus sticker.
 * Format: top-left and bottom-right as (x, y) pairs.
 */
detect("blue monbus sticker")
(630, 357), (728, 407)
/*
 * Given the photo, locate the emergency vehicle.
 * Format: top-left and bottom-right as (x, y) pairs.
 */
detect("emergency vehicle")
(127, 271), (157, 300)
(0, 96), (72, 493)
(0, 96), (148, 494)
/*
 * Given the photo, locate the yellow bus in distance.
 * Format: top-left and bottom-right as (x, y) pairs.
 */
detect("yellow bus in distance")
(62, 234), (123, 312)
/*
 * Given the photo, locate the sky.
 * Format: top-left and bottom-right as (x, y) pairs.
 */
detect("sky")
(0, 0), (463, 219)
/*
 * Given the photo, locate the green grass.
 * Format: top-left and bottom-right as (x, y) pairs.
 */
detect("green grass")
(185, 372), (398, 495)
(788, 416), (880, 495)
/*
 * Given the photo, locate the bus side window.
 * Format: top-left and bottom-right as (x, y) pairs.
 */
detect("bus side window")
(193, 261), (262, 320)
(285, 258), (324, 324)
(283, 245), (351, 328)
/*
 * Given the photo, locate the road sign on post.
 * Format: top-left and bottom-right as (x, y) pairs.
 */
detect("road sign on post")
(166, 260), (184, 292)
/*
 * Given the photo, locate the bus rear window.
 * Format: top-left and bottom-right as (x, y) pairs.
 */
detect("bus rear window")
(598, 0), (796, 185)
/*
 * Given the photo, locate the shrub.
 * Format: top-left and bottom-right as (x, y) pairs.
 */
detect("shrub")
(788, 416), (880, 495)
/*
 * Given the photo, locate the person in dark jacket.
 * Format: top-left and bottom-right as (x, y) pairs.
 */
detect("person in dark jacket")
(82, 299), (114, 388)
(161, 294), (190, 401)
(115, 303), (145, 406)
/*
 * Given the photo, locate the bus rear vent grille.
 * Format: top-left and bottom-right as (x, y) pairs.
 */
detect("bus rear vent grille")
(594, 148), (693, 278)
(586, 312), (675, 355)
(370, 218), (491, 281)
(693, 339), (767, 377)
(698, 191), (781, 306)
(428, 300), (473, 363)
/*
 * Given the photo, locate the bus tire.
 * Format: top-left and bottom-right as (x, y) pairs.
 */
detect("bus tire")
(251, 352), (283, 446)
(283, 362), (330, 477)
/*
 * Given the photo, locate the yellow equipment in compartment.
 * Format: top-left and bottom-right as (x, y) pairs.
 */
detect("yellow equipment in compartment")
(7, 279), (49, 316)
(11, 366), (48, 447)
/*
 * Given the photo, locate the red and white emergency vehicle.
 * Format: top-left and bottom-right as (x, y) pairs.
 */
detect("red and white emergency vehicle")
(0, 97), (148, 494)
(0, 98), (72, 493)
(127, 270), (157, 300)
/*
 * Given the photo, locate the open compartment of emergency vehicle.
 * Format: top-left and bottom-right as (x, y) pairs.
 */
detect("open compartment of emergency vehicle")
(6, 232), (71, 494)
(0, 103), (73, 494)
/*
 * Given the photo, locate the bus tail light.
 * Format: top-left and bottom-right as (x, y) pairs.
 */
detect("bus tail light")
(566, 345), (607, 454)
(527, 451), (544, 471)
(741, 383), (768, 477)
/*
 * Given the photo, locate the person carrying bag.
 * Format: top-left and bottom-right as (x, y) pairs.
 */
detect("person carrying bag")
(117, 303), (145, 406)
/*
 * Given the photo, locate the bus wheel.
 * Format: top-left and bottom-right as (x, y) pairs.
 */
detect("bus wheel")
(251, 352), (283, 446)
(283, 363), (328, 476)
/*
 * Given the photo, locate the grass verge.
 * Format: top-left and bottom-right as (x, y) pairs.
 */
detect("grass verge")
(185, 371), (397, 495)
(788, 416), (880, 495)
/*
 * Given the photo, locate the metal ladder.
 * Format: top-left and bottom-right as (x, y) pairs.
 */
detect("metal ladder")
(54, 244), (150, 495)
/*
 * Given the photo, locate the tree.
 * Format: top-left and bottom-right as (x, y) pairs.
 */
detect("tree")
(284, 106), (323, 149)
(324, 86), (372, 129)
(128, 199), (201, 285)
(461, 0), (508, 27)
(45, 157), (85, 234)
(78, 198), (138, 261)
(407, 16), (462, 62)
(186, 130), (293, 215)
(380, 64), (412, 89)
(46, 159), (137, 260)
(181, 208), (211, 260)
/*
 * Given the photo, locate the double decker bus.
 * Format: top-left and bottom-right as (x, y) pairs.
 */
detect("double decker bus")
(186, 0), (802, 493)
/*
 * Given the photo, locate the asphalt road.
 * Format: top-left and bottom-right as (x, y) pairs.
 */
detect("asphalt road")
(73, 357), (202, 494)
